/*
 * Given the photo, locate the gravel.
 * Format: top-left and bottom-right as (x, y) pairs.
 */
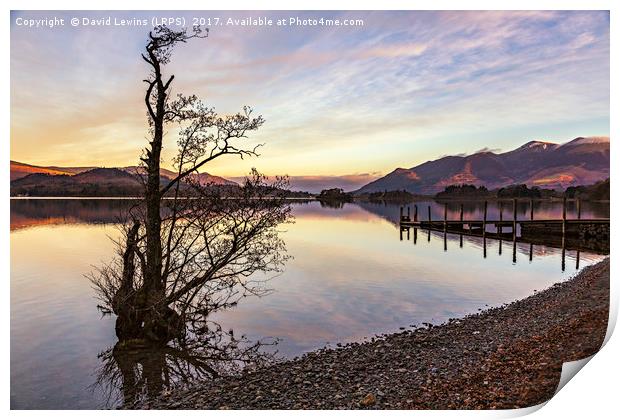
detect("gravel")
(135, 258), (609, 410)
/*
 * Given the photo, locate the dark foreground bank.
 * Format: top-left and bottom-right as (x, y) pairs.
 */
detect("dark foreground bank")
(137, 259), (610, 410)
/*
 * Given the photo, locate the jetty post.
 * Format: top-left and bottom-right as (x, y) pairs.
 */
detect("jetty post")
(483, 201), (488, 239)
(512, 198), (518, 241)
(499, 201), (503, 235)
(414, 205), (418, 222)
(575, 198), (581, 269)
(512, 238), (517, 263)
(400, 206), (403, 221)
(459, 204), (464, 248)
(427, 207), (431, 242)
(407, 206), (411, 220)
(530, 199), (534, 221)
(443, 203), (448, 233)
(561, 196), (567, 272)
(562, 196), (567, 237)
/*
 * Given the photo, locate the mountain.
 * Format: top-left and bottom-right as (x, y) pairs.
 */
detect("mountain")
(10, 161), (237, 197)
(355, 137), (609, 195)
(10, 161), (98, 181)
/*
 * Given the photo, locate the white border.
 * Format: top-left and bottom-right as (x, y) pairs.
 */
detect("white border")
(2, 1), (617, 419)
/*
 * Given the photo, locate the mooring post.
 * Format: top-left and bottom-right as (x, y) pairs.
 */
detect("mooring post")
(576, 250), (580, 270)
(498, 201), (503, 236)
(512, 198), (517, 240)
(562, 196), (567, 237)
(413, 228), (417, 244)
(459, 203), (464, 247)
(483, 201), (488, 238)
(400, 206), (403, 221)
(577, 198), (581, 220)
(414, 205), (418, 222)
(407, 206), (411, 220)
(443, 203), (448, 233)
(427, 207), (432, 242)
(530, 199), (534, 221)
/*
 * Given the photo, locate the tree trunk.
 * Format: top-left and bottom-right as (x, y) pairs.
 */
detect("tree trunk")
(141, 57), (168, 341)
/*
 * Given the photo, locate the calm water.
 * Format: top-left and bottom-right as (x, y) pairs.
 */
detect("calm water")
(10, 199), (608, 409)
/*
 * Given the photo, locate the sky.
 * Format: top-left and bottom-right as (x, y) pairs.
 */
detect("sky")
(10, 11), (610, 191)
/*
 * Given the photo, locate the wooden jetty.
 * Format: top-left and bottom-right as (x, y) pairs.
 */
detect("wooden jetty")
(399, 198), (609, 269)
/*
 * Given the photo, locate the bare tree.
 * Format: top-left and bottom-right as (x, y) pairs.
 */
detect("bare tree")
(90, 25), (292, 344)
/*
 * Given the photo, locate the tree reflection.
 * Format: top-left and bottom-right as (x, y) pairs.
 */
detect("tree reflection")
(93, 319), (279, 407)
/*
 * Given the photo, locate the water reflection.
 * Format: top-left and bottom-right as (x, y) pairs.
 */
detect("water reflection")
(10, 198), (609, 409)
(93, 321), (278, 407)
(402, 227), (604, 273)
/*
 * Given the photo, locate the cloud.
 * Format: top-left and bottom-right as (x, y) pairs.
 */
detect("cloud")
(10, 10), (610, 175)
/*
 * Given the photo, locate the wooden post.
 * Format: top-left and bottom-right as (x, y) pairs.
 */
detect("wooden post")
(400, 206), (403, 221)
(443, 203), (448, 233)
(459, 203), (464, 247)
(562, 196), (567, 272)
(407, 206), (410, 220)
(562, 196), (567, 237)
(414, 205), (418, 222)
(577, 198), (581, 220)
(530, 199), (534, 221)
(428, 206), (432, 224)
(576, 250), (580, 270)
(413, 228), (417, 244)
(498, 201), (503, 236)
(512, 198), (517, 239)
(483, 201), (488, 238)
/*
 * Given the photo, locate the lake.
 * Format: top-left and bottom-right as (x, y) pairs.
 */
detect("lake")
(10, 198), (608, 409)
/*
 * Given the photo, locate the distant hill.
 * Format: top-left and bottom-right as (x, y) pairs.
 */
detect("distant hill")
(354, 137), (609, 195)
(10, 161), (238, 197)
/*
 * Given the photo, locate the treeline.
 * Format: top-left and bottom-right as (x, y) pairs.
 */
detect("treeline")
(565, 179), (609, 200)
(434, 180), (609, 200)
(435, 185), (490, 198)
(317, 188), (353, 201)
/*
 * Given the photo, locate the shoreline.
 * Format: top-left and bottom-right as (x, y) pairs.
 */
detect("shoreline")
(136, 258), (609, 410)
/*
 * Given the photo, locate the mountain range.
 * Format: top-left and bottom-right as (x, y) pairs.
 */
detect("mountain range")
(10, 161), (236, 197)
(355, 136), (609, 195)
(10, 136), (610, 197)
